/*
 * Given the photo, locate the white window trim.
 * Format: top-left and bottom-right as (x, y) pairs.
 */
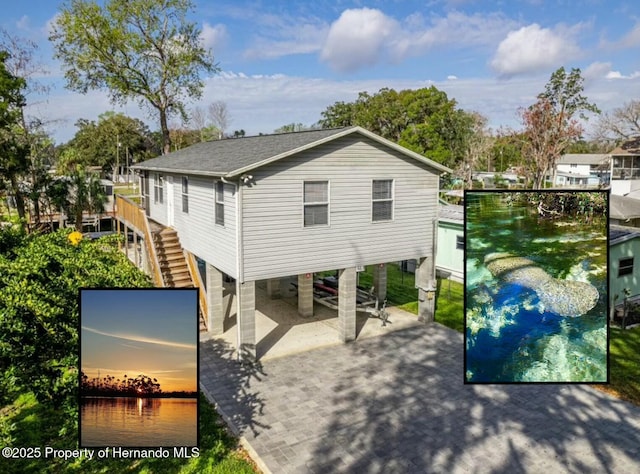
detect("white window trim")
(153, 173), (164, 204)
(181, 176), (189, 214)
(371, 179), (394, 223)
(302, 180), (330, 227)
(215, 180), (224, 227)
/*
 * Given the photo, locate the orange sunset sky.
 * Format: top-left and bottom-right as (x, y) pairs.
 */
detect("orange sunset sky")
(81, 289), (198, 393)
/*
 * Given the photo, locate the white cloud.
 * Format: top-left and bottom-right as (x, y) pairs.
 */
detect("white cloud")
(320, 8), (399, 72)
(320, 8), (518, 73)
(491, 24), (581, 76)
(583, 61), (640, 81)
(447, 75), (458, 80)
(242, 14), (329, 60)
(200, 22), (227, 52)
(601, 21), (640, 50)
(407, 11), (518, 55)
(16, 15), (31, 31)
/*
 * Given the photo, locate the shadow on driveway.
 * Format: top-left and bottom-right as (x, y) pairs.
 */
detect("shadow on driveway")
(200, 323), (640, 473)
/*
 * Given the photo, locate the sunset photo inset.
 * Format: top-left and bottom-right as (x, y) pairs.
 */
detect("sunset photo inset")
(79, 288), (199, 447)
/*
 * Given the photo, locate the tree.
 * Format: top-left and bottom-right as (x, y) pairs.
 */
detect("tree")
(520, 67), (599, 189)
(1, 30), (58, 228)
(208, 100), (231, 139)
(319, 87), (475, 168)
(456, 112), (494, 189)
(50, 0), (218, 155)
(49, 165), (107, 231)
(64, 111), (157, 179)
(274, 123), (306, 133)
(0, 51), (29, 227)
(595, 99), (640, 145)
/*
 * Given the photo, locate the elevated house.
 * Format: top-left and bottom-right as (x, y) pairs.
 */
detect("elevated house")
(125, 126), (450, 359)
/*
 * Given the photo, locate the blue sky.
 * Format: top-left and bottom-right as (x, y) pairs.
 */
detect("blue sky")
(81, 289), (198, 392)
(2, 0), (639, 144)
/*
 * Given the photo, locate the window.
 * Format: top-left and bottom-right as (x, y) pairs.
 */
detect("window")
(372, 179), (393, 221)
(181, 176), (189, 213)
(456, 235), (464, 250)
(619, 257), (634, 277)
(153, 173), (164, 204)
(303, 181), (328, 226)
(215, 181), (224, 226)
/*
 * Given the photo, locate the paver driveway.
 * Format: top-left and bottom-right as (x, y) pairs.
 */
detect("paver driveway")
(200, 322), (640, 473)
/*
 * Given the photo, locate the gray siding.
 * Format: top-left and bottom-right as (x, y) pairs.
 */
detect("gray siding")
(153, 173), (238, 277)
(241, 135), (439, 281)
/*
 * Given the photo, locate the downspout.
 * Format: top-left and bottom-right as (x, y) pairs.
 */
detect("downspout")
(220, 176), (243, 283)
(222, 175), (245, 359)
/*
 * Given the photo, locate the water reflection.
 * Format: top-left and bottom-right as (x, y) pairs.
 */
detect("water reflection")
(81, 397), (197, 447)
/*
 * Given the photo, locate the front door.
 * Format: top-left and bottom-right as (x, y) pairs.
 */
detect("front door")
(166, 176), (174, 226)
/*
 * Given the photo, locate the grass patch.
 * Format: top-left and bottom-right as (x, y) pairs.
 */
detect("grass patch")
(595, 327), (640, 406)
(0, 393), (256, 474)
(113, 185), (140, 197)
(351, 264), (464, 333)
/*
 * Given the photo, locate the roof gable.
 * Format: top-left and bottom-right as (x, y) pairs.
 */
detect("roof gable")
(133, 126), (451, 177)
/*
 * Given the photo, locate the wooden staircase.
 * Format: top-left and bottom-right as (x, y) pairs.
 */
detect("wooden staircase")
(152, 228), (208, 331)
(114, 195), (208, 331)
(153, 229), (193, 288)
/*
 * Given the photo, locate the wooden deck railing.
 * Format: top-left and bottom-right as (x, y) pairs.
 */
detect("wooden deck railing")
(115, 195), (164, 287)
(185, 250), (208, 330)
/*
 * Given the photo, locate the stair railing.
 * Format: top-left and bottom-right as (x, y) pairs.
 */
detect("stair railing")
(185, 250), (208, 331)
(115, 195), (164, 287)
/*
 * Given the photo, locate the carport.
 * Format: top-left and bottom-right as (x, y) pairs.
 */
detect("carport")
(200, 272), (424, 360)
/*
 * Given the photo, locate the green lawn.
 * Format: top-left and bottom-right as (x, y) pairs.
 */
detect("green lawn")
(0, 392), (256, 474)
(597, 327), (640, 406)
(354, 264), (464, 332)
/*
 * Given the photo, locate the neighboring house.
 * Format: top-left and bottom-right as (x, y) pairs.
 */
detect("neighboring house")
(610, 137), (640, 196)
(610, 194), (640, 227)
(556, 153), (610, 185)
(133, 126), (451, 358)
(610, 225), (640, 317)
(436, 204), (463, 282)
(553, 171), (595, 187)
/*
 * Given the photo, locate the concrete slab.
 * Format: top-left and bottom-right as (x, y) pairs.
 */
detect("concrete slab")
(200, 323), (640, 474)
(200, 277), (422, 360)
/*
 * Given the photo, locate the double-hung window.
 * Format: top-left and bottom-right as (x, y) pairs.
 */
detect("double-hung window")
(215, 181), (224, 226)
(153, 173), (164, 204)
(303, 181), (329, 226)
(181, 176), (189, 213)
(372, 179), (393, 221)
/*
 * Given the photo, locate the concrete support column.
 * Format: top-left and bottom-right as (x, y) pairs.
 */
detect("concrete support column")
(416, 257), (436, 323)
(236, 280), (256, 361)
(266, 278), (281, 299)
(298, 273), (314, 317)
(339, 267), (357, 342)
(206, 263), (225, 335)
(372, 263), (388, 303)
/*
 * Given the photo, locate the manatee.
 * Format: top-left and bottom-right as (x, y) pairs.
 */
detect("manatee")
(484, 252), (599, 317)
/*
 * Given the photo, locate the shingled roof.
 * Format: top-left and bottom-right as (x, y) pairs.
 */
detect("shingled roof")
(132, 126), (451, 177)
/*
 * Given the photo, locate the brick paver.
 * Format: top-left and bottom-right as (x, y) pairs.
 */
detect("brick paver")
(200, 322), (640, 473)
